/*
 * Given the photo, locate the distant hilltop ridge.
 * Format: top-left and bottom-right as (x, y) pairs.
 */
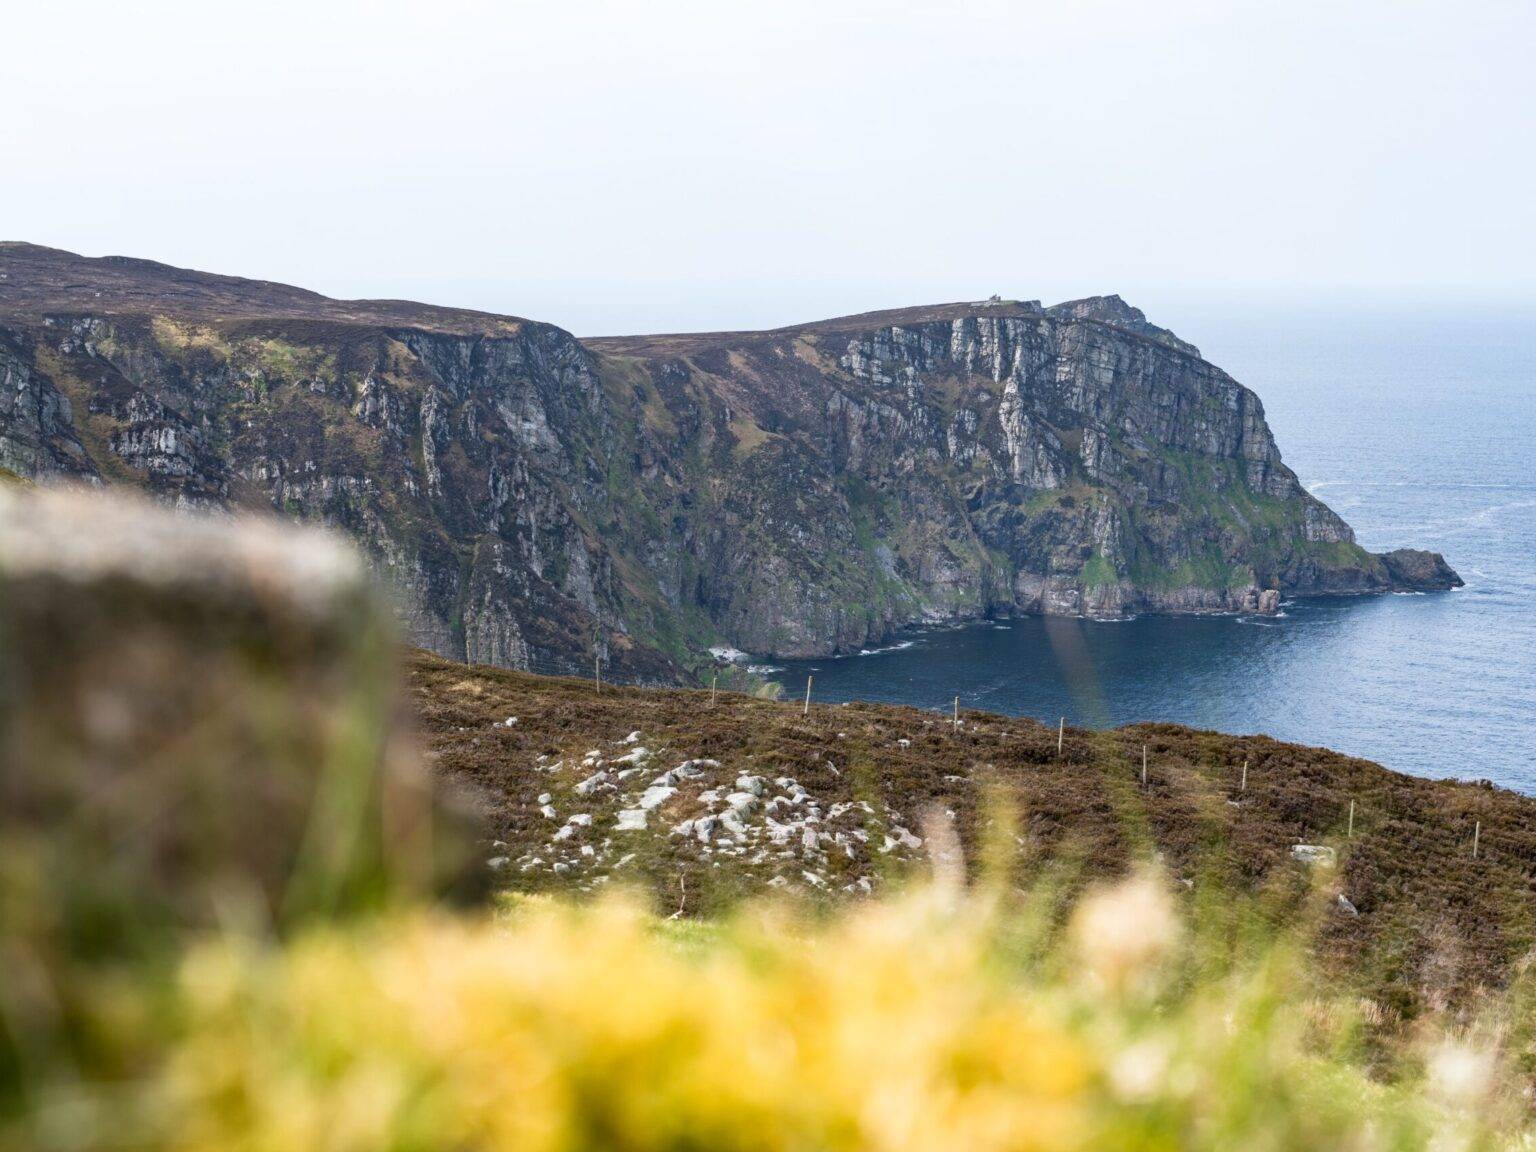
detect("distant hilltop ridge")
(0, 242), (1461, 678)
(589, 293), (1202, 359)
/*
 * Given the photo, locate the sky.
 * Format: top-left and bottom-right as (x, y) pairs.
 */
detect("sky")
(6, 0), (1535, 337)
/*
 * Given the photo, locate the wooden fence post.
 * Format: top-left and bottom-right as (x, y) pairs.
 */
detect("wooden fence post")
(1473, 820), (1481, 860)
(803, 675), (813, 716)
(1057, 717), (1064, 756)
(1141, 744), (1148, 787)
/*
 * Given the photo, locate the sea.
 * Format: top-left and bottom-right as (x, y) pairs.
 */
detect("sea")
(774, 307), (1536, 791)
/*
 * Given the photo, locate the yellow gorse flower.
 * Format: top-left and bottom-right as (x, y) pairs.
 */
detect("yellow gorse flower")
(163, 893), (1094, 1152)
(11, 874), (1509, 1152)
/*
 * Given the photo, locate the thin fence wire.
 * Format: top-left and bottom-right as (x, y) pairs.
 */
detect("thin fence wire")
(467, 651), (687, 691)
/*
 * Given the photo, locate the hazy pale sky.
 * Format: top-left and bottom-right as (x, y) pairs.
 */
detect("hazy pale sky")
(7, 0), (1534, 335)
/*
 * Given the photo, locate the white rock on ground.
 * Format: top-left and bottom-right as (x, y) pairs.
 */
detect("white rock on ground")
(1291, 844), (1337, 866)
(891, 826), (922, 849)
(639, 785), (676, 810)
(725, 791), (758, 816)
(506, 732), (935, 897)
(720, 811), (747, 837)
(574, 772), (608, 796)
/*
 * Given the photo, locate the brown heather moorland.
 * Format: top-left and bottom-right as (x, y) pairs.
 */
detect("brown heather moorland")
(411, 649), (1536, 1029)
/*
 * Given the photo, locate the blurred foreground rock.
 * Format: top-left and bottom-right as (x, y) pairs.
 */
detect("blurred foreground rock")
(0, 486), (481, 954)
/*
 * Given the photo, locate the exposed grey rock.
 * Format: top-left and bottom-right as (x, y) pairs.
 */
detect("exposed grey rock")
(1291, 844), (1337, 867)
(0, 246), (1458, 671)
(574, 772), (608, 796)
(0, 335), (97, 481)
(638, 785), (676, 810)
(615, 809), (648, 831)
(725, 791), (760, 816)
(1381, 548), (1465, 591)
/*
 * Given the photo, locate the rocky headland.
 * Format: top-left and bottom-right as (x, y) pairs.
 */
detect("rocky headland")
(0, 244), (1460, 678)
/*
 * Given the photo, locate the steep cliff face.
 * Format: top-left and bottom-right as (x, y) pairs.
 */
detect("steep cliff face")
(0, 244), (1460, 673)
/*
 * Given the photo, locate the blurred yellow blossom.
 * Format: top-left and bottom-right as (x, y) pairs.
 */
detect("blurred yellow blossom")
(1070, 867), (1181, 994)
(4, 872), (1516, 1152)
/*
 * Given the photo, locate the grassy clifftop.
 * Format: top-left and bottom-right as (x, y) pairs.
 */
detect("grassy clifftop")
(413, 649), (1536, 1023)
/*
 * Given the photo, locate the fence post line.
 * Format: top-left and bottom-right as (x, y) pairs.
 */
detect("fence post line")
(711, 672), (718, 706)
(1241, 759), (1248, 793)
(803, 675), (813, 717)
(953, 695), (959, 731)
(1057, 717), (1064, 756)
(1473, 820), (1481, 860)
(1348, 799), (1355, 839)
(1141, 744), (1148, 788)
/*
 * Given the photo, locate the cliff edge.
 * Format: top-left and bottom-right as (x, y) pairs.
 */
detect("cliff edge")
(0, 243), (1460, 670)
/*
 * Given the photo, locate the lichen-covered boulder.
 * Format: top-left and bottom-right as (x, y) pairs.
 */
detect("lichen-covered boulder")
(0, 486), (479, 954)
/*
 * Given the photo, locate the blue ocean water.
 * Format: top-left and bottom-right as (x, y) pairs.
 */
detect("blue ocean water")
(775, 309), (1536, 790)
